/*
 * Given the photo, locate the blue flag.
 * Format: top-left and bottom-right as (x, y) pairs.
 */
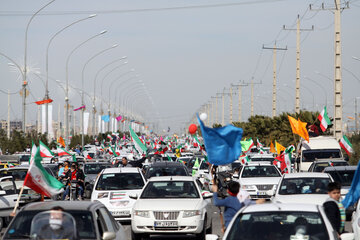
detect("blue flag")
(101, 115), (110, 122)
(342, 160), (360, 208)
(197, 115), (243, 166)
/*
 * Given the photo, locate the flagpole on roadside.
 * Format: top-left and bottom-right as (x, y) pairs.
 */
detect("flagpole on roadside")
(10, 186), (25, 216)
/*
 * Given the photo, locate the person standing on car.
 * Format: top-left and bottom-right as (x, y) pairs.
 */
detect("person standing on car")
(119, 157), (130, 167)
(62, 164), (77, 200)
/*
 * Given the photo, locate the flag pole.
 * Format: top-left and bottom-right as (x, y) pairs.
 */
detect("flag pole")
(10, 185), (25, 216)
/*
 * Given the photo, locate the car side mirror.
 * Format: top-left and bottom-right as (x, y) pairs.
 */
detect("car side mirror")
(0, 190), (6, 195)
(204, 169), (209, 174)
(340, 233), (354, 240)
(202, 192), (213, 199)
(102, 231), (116, 240)
(205, 234), (219, 240)
(233, 174), (239, 179)
(129, 193), (138, 199)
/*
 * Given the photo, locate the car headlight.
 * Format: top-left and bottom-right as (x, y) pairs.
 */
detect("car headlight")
(134, 210), (150, 218)
(243, 185), (256, 190)
(183, 210), (202, 218)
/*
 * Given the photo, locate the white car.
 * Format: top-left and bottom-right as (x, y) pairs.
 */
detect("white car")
(238, 163), (282, 199)
(91, 167), (146, 222)
(131, 176), (213, 240)
(220, 203), (351, 240)
(272, 172), (333, 205)
(351, 200), (360, 240)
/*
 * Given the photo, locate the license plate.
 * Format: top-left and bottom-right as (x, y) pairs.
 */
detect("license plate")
(111, 210), (130, 216)
(257, 192), (266, 195)
(154, 221), (178, 227)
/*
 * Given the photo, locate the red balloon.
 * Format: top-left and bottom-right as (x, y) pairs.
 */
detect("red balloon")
(188, 124), (197, 135)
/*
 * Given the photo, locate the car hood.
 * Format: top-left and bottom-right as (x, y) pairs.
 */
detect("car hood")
(134, 198), (203, 211)
(273, 194), (328, 205)
(93, 189), (142, 208)
(240, 177), (281, 185)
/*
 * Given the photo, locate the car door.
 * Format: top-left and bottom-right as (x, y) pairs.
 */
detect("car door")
(0, 176), (18, 212)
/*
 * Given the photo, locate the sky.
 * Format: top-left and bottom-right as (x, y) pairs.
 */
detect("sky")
(0, 0), (359, 134)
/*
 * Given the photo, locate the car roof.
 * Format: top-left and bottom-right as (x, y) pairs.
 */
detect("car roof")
(283, 172), (331, 178)
(84, 162), (111, 165)
(149, 161), (185, 167)
(250, 154), (274, 158)
(313, 159), (347, 163)
(242, 203), (320, 213)
(323, 165), (357, 171)
(21, 201), (104, 212)
(148, 176), (194, 182)
(102, 167), (140, 173)
(244, 162), (274, 166)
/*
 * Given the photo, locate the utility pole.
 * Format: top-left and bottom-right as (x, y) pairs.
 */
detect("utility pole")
(310, 1), (348, 139)
(231, 82), (248, 122)
(263, 43), (287, 118)
(7, 90), (10, 139)
(211, 95), (220, 125)
(251, 79), (254, 116)
(356, 97), (359, 134)
(283, 15), (313, 114)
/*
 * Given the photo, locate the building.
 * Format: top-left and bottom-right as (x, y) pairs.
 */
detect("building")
(0, 120), (22, 131)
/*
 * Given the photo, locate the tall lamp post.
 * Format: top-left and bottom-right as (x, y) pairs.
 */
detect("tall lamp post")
(65, 30), (107, 149)
(81, 44), (118, 147)
(23, 0), (56, 132)
(45, 14), (96, 137)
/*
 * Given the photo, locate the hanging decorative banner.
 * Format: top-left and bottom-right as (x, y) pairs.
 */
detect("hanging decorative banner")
(41, 104), (54, 139)
(98, 116), (101, 134)
(116, 115), (122, 121)
(101, 115), (110, 122)
(84, 112), (90, 135)
(35, 99), (53, 105)
(74, 105), (85, 111)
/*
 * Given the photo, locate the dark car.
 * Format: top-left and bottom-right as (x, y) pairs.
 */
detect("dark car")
(82, 162), (112, 198)
(144, 161), (190, 179)
(3, 201), (126, 239)
(307, 159), (349, 172)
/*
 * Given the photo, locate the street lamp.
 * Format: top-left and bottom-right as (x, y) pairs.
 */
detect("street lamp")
(64, 30), (107, 149)
(81, 44), (118, 147)
(45, 14), (96, 137)
(23, 0), (56, 132)
(92, 57), (127, 135)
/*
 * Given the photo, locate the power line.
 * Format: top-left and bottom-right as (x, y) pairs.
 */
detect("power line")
(0, 0), (286, 17)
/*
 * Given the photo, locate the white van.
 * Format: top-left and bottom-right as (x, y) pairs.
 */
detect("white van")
(297, 136), (343, 172)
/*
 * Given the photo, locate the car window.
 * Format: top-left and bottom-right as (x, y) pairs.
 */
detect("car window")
(95, 173), (144, 190)
(5, 210), (96, 239)
(241, 166), (280, 178)
(227, 211), (329, 240)
(279, 178), (330, 195)
(140, 181), (200, 199)
(200, 161), (209, 170)
(327, 170), (355, 186)
(302, 149), (341, 162)
(84, 164), (111, 174)
(0, 169), (28, 181)
(98, 208), (116, 232)
(146, 167), (187, 178)
(0, 177), (16, 194)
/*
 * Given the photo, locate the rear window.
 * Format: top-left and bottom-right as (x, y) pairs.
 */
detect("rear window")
(5, 210), (96, 239)
(302, 149), (341, 162)
(326, 170), (355, 186)
(146, 166), (188, 178)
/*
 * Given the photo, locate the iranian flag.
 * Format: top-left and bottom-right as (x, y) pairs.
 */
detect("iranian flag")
(257, 138), (266, 154)
(339, 135), (354, 156)
(129, 125), (147, 155)
(39, 141), (54, 158)
(56, 146), (72, 156)
(239, 154), (251, 165)
(24, 147), (64, 197)
(109, 146), (118, 157)
(107, 134), (112, 140)
(86, 154), (93, 160)
(318, 106), (331, 132)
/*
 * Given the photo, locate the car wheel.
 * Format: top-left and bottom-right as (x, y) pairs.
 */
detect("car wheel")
(206, 219), (212, 234)
(84, 189), (91, 199)
(131, 230), (144, 240)
(196, 219), (206, 240)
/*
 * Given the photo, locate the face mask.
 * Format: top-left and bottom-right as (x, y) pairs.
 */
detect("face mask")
(49, 218), (62, 230)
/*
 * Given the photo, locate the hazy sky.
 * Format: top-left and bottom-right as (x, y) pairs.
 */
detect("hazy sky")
(0, 0), (359, 134)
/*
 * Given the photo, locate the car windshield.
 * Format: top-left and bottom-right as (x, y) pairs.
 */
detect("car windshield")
(199, 161), (208, 170)
(4, 210), (96, 239)
(95, 173), (144, 190)
(227, 211), (329, 240)
(146, 166), (187, 178)
(84, 164), (111, 174)
(312, 161), (348, 172)
(302, 149), (341, 162)
(250, 157), (274, 162)
(141, 181), (200, 199)
(279, 178), (330, 195)
(0, 169), (28, 181)
(241, 166), (280, 178)
(327, 170), (355, 186)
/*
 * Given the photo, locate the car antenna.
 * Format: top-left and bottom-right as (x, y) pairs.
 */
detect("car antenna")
(170, 176), (173, 181)
(274, 202), (282, 211)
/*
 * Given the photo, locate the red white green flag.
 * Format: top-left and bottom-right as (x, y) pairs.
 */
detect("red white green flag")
(318, 106), (331, 132)
(24, 147), (64, 197)
(239, 154), (251, 165)
(39, 141), (54, 158)
(257, 138), (266, 154)
(129, 125), (147, 155)
(56, 146), (72, 156)
(339, 135), (354, 156)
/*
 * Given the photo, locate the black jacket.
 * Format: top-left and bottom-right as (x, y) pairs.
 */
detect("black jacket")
(323, 199), (341, 234)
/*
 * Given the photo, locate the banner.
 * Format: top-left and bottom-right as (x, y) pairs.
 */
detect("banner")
(98, 115), (101, 134)
(41, 104), (54, 139)
(101, 120), (105, 133)
(74, 105), (85, 111)
(83, 112), (89, 135)
(114, 119), (118, 131)
(116, 115), (122, 121)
